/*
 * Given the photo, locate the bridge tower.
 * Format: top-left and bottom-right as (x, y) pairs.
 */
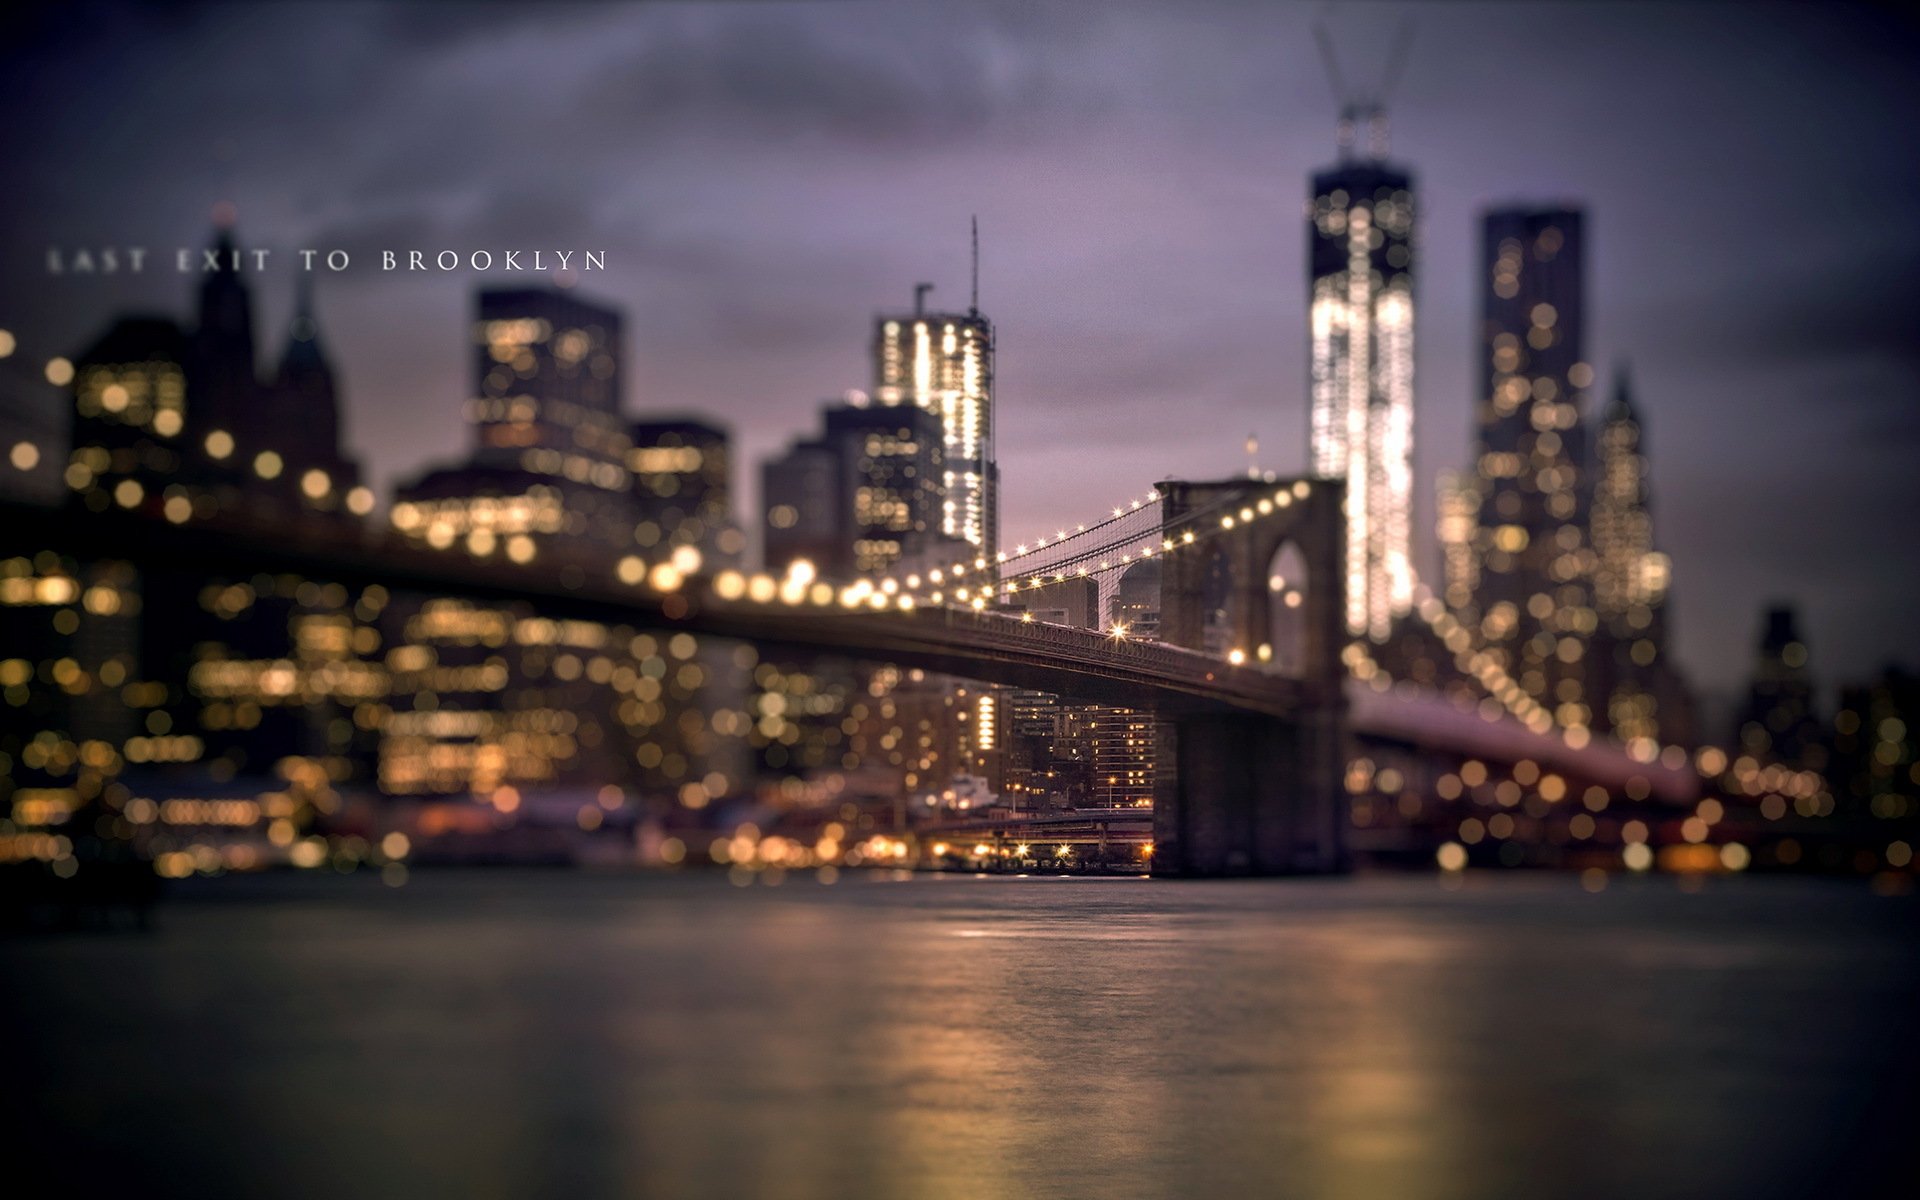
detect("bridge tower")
(1152, 478), (1349, 876)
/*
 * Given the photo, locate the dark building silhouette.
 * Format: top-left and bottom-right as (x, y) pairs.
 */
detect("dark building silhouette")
(1736, 605), (1823, 768)
(629, 417), (739, 568)
(65, 223), (365, 519)
(39, 220), (379, 847)
(189, 227), (262, 454)
(1830, 665), (1918, 827)
(762, 435), (848, 578)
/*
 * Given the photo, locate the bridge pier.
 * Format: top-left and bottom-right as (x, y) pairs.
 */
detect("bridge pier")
(1149, 476), (1350, 877)
(1150, 708), (1345, 876)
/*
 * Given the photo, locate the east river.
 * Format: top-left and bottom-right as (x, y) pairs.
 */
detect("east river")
(4, 871), (1913, 1199)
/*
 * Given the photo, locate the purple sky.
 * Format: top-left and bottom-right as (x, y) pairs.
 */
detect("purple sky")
(3, 0), (1916, 708)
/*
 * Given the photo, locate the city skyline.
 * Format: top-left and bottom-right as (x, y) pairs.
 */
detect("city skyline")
(3, 1), (1916, 705)
(4, 8), (1915, 1191)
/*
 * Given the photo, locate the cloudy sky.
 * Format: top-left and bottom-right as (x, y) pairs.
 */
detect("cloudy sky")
(3, 0), (1916, 706)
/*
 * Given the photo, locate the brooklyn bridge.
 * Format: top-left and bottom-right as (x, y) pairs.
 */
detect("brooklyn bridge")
(1, 462), (1698, 878)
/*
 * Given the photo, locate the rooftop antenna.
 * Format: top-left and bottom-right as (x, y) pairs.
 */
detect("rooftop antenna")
(1311, 21), (1355, 155)
(1313, 14), (1415, 159)
(914, 282), (934, 316)
(969, 215), (980, 315)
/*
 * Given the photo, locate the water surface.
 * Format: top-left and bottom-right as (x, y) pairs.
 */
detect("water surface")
(5, 871), (1914, 1199)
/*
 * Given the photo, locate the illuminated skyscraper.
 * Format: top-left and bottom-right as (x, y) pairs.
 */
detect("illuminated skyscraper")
(1589, 366), (1666, 622)
(760, 395), (951, 580)
(872, 285), (995, 574)
(385, 287), (638, 799)
(394, 288), (631, 563)
(824, 399), (946, 576)
(1588, 365), (1684, 743)
(1307, 119), (1415, 641)
(1470, 207), (1595, 722)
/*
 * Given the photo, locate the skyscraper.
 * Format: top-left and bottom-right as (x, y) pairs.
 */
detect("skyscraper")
(762, 436), (848, 578)
(1588, 364), (1686, 743)
(1736, 606), (1822, 768)
(1590, 367), (1663, 622)
(872, 285), (996, 573)
(630, 416), (740, 567)
(759, 395), (952, 580)
(1307, 123), (1416, 641)
(385, 287), (636, 799)
(393, 287), (631, 563)
(1469, 206), (1595, 724)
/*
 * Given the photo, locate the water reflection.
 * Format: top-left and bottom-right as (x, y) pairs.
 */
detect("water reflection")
(2, 873), (1913, 1199)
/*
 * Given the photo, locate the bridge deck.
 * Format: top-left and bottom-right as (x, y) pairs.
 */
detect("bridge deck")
(5, 498), (1315, 717)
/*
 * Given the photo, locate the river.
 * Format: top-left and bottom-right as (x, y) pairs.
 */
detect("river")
(4, 870), (1914, 1199)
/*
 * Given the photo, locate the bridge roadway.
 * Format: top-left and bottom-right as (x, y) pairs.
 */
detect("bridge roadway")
(918, 807), (1154, 837)
(5, 498), (1314, 719)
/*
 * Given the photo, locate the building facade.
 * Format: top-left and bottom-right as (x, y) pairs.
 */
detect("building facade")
(872, 292), (996, 574)
(1467, 207), (1597, 727)
(1308, 150), (1416, 642)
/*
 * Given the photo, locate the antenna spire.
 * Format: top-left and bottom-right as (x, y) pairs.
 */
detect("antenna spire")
(1314, 16), (1416, 160)
(970, 215), (980, 314)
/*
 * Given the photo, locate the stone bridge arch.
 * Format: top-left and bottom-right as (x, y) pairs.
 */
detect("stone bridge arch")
(1157, 477), (1344, 686)
(1151, 477), (1349, 875)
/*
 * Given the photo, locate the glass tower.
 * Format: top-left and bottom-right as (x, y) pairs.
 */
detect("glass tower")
(1471, 207), (1595, 724)
(872, 295), (995, 575)
(1308, 132), (1416, 642)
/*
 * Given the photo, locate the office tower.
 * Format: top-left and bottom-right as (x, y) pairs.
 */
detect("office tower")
(65, 317), (190, 508)
(832, 396), (947, 577)
(191, 224), (263, 455)
(385, 287), (637, 799)
(872, 286), (996, 572)
(469, 289), (624, 464)
(393, 288), (631, 563)
(1588, 365), (1686, 744)
(761, 396), (950, 580)
(1471, 207), (1595, 724)
(1308, 128), (1415, 641)
(1736, 606), (1822, 767)
(762, 437), (849, 577)
(1590, 366), (1666, 623)
(1831, 666), (1917, 823)
(630, 416), (740, 566)
(269, 277), (365, 510)
(822, 398), (948, 576)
